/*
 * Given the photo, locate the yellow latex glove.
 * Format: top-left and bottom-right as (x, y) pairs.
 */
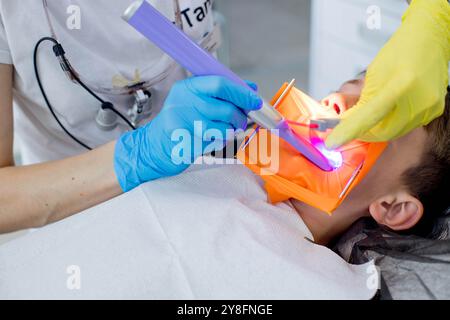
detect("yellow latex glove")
(326, 0), (450, 149)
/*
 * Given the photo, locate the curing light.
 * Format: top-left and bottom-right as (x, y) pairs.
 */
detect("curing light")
(319, 146), (343, 169)
(310, 136), (343, 170)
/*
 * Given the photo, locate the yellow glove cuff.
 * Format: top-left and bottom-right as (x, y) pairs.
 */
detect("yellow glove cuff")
(405, 0), (450, 60)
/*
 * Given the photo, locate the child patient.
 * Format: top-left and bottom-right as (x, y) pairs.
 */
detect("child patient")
(295, 78), (450, 245)
(1, 77), (448, 300)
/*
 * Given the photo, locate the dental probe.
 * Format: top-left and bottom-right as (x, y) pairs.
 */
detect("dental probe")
(310, 118), (341, 132)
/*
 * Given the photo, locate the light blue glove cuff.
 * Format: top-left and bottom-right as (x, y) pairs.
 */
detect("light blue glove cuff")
(114, 127), (164, 192)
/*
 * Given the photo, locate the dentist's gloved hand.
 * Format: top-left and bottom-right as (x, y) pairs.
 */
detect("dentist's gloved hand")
(114, 76), (262, 192)
(326, 0), (450, 149)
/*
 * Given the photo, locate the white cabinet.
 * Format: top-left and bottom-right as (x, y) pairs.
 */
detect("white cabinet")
(309, 0), (408, 99)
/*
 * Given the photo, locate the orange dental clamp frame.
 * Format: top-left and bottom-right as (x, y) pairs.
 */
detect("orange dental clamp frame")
(237, 82), (388, 214)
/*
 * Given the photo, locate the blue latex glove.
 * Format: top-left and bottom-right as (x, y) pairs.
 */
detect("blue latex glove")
(114, 76), (262, 192)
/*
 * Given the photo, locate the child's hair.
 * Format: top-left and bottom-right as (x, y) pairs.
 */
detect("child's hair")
(402, 88), (450, 238)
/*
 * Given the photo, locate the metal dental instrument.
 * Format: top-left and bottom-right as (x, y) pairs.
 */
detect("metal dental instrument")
(241, 79), (296, 151)
(272, 79), (297, 111)
(339, 161), (364, 199)
(123, 1), (336, 171)
(310, 118), (341, 132)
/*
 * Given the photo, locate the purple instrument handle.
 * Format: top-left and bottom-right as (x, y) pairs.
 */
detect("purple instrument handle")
(123, 1), (248, 88)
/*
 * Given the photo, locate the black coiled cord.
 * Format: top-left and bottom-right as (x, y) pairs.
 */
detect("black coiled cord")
(33, 37), (135, 151)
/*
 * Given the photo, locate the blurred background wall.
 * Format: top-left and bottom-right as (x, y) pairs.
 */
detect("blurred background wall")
(215, 0), (312, 99)
(215, 0), (408, 100)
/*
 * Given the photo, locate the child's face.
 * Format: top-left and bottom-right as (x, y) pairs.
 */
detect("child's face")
(293, 78), (430, 244)
(320, 78), (365, 114)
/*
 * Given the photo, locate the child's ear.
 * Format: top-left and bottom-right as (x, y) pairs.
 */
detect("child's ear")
(369, 191), (424, 231)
